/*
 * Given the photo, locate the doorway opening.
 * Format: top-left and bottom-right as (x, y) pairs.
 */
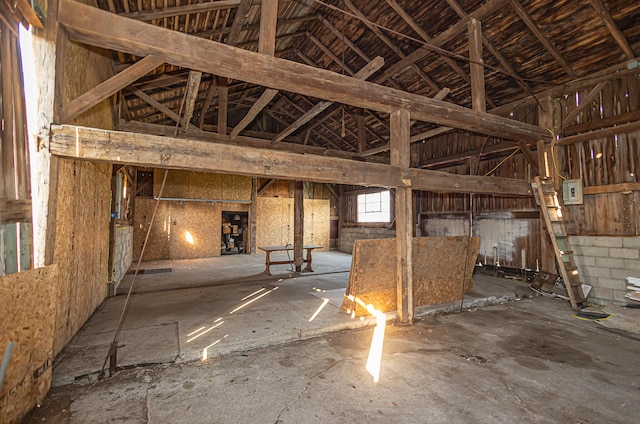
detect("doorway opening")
(221, 211), (249, 254)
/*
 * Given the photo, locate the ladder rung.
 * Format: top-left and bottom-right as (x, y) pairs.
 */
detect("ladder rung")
(559, 250), (574, 255)
(555, 234), (568, 239)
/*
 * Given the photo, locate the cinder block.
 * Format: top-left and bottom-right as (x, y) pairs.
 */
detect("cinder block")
(589, 237), (624, 248)
(611, 268), (635, 280)
(622, 237), (640, 249)
(612, 290), (628, 303)
(595, 257), (624, 269)
(590, 287), (614, 301)
(609, 248), (639, 260)
(596, 278), (625, 290)
(625, 259), (640, 271)
(583, 267), (611, 279)
(577, 246), (609, 257)
(573, 255), (596, 267)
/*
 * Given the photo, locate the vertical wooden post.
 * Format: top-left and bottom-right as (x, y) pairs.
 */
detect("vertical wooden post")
(249, 177), (258, 254)
(293, 180), (304, 272)
(390, 108), (413, 323)
(538, 97), (558, 272)
(259, 0), (278, 56)
(217, 77), (228, 135)
(356, 108), (367, 152)
(468, 18), (486, 113)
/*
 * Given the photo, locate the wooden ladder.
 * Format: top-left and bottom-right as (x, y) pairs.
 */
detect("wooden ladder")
(532, 176), (586, 309)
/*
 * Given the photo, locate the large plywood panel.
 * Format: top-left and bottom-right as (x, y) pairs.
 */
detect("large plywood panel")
(303, 198), (330, 250)
(343, 237), (479, 316)
(256, 197), (294, 248)
(170, 202), (220, 259)
(0, 265), (58, 424)
(133, 198), (171, 261)
(53, 160), (111, 355)
(134, 198), (222, 260)
(153, 170), (250, 201)
(256, 197), (330, 250)
(413, 236), (479, 305)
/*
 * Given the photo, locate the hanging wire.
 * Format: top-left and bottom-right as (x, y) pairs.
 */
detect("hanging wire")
(548, 128), (568, 180)
(483, 148), (521, 176)
(99, 169), (169, 378)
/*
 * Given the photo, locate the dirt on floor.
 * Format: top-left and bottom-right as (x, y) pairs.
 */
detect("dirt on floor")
(25, 296), (640, 424)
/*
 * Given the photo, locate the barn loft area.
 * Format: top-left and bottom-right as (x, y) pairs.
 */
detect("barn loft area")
(1, 0), (640, 422)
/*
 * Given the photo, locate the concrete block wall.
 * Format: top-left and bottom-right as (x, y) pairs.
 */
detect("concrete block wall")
(339, 226), (395, 254)
(113, 225), (134, 290)
(570, 236), (640, 304)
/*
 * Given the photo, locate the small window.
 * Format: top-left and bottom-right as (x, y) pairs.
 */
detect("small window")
(357, 190), (390, 223)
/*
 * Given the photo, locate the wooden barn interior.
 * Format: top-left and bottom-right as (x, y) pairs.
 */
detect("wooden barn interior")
(1, 0), (640, 422)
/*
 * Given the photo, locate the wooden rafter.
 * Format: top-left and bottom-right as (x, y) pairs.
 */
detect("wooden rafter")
(344, 0), (442, 94)
(271, 56), (384, 143)
(445, 0), (534, 98)
(383, 0), (495, 108)
(59, 55), (164, 123)
(58, 0), (549, 142)
(130, 88), (182, 123)
(228, 0), (277, 139)
(181, 71), (202, 132)
(561, 81), (608, 129)
(120, 1), (242, 22)
(588, 0), (635, 60)
(374, 0), (510, 84)
(510, 0), (576, 77)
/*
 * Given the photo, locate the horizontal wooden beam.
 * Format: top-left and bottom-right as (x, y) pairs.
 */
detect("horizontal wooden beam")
(583, 182), (640, 195)
(58, 0), (549, 143)
(563, 109), (640, 136)
(50, 125), (533, 196)
(557, 120), (640, 146)
(118, 120), (363, 160)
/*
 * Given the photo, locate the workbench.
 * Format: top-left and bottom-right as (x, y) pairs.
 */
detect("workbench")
(258, 245), (322, 275)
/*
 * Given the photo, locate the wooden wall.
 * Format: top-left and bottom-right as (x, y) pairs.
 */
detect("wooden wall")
(0, 266), (58, 424)
(2, 1), (116, 419)
(133, 170), (252, 260)
(559, 73), (640, 236)
(411, 71), (640, 270)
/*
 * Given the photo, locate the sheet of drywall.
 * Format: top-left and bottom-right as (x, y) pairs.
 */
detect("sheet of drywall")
(0, 265), (58, 423)
(342, 237), (479, 316)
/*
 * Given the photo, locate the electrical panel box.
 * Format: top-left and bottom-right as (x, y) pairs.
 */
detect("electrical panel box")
(562, 179), (583, 205)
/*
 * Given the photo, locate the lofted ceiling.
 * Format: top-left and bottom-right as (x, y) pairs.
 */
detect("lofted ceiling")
(93, 0), (640, 157)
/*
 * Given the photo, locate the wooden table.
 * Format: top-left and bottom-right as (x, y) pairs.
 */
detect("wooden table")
(258, 245), (322, 275)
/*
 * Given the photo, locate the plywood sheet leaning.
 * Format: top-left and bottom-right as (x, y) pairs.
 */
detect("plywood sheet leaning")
(342, 239), (397, 317)
(342, 237), (480, 317)
(0, 265), (58, 424)
(413, 236), (480, 306)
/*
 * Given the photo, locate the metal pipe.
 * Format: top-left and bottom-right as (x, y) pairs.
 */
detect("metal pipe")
(154, 197), (252, 204)
(0, 341), (14, 391)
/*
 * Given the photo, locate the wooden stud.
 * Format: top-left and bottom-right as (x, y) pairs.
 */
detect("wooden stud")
(259, 0), (277, 56)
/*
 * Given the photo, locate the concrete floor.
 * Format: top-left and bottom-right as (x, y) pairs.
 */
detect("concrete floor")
(28, 252), (640, 422)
